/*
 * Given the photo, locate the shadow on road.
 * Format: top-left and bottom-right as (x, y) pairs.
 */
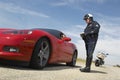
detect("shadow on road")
(44, 63), (81, 71)
(90, 70), (107, 74)
(0, 63), (81, 71)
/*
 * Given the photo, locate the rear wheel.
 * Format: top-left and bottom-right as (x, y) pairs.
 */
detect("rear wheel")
(95, 59), (100, 67)
(30, 38), (51, 69)
(66, 51), (77, 67)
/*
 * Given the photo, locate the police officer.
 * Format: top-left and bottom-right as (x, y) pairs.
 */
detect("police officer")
(80, 14), (100, 72)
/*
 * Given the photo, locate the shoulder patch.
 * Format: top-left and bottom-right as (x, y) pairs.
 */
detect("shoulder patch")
(96, 24), (99, 27)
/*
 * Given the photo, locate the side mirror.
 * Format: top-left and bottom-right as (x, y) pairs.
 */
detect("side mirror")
(62, 37), (71, 41)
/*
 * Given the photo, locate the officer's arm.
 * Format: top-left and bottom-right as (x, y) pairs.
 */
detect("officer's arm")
(91, 24), (100, 34)
(84, 25), (100, 36)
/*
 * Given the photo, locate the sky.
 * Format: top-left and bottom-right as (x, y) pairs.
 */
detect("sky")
(0, 0), (120, 65)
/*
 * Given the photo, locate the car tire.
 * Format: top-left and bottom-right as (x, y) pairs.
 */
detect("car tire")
(30, 38), (51, 69)
(66, 51), (77, 67)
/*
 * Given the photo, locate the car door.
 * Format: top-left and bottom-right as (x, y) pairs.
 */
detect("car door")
(62, 38), (73, 61)
(58, 33), (73, 61)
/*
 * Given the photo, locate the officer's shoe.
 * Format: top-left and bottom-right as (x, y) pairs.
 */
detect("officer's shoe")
(80, 67), (90, 72)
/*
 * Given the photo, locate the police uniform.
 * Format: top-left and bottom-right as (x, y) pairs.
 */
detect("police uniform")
(84, 21), (100, 69)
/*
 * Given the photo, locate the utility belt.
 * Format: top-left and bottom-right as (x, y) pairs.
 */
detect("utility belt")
(86, 34), (98, 38)
(84, 34), (98, 41)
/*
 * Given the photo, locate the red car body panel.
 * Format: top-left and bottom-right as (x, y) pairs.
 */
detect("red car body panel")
(0, 28), (77, 65)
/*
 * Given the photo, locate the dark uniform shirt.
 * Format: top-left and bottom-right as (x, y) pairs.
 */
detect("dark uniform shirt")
(84, 21), (100, 43)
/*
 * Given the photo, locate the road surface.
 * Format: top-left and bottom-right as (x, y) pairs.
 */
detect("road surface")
(0, 61), (120, 80)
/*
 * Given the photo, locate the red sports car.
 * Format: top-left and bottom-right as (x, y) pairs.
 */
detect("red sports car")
(0, 28), (78, 69)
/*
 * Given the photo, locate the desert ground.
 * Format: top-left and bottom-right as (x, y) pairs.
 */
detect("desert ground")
(0, 61), (120, 80)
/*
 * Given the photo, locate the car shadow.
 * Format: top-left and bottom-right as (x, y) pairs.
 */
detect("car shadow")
(0, 63), (81, 71)
(0, 63), (30, 70)
(44, 63), (81, 71)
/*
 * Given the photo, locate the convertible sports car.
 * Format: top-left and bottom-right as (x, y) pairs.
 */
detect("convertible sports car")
(0, 28), (78, 69)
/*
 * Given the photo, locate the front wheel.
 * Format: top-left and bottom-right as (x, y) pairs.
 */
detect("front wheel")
(30, 38), (51, 69)
(66, 51), (77, 67)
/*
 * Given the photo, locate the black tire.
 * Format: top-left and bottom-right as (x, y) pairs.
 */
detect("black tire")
(66, 51), (77, 67)
(30, 38), (51, 69)
(95, 60), (100, 67)
(101, 60), (105, 65)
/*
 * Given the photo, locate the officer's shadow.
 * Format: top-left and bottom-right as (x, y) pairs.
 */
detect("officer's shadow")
(90, 70), (107, 74)
(79, 66), (107, 74)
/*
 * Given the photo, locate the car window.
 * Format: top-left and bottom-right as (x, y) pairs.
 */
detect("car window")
(60, 33), (66, 39)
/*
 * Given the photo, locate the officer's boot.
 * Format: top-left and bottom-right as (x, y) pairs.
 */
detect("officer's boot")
(80, 57), (92, 72)
(80, 67), (90, 72)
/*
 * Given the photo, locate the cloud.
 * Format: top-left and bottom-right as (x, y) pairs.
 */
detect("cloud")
(50, 0), (79, 6)
(81, 0), (107, 3)
(0, 2), (49, 18)
(50, 0), (108, 12)
(51, 0), (108, 6)
(96, 39), (120, 56)
(96, 14), (120, 39)
(50, 1), (68, 6)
